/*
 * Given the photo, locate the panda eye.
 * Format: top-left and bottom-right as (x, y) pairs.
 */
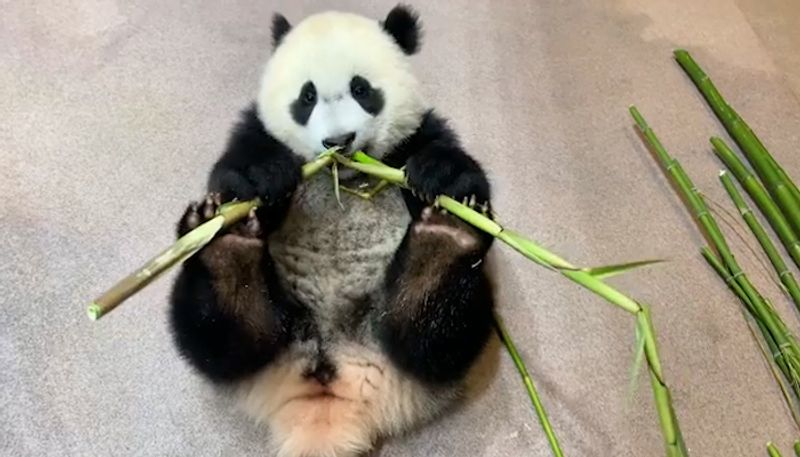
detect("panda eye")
(352, 84), (367, 98)
(300, 82), (316, 105)
(350, 76), (371, 99)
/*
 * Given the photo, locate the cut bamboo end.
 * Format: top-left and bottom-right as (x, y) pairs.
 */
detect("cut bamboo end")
(87, 303), (102, 321)
(768, 442), (784, 457)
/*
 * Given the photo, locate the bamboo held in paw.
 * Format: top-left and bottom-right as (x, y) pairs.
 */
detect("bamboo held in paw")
(87, 153), (335, 320)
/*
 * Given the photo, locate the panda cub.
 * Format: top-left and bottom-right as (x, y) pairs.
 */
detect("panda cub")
(170, 5), (495, 457)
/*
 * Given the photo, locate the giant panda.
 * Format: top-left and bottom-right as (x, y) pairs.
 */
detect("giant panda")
(170, 5), (495, 457)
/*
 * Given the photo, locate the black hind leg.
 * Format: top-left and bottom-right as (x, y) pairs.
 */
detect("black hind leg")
(378, 207), (494, 385)
(170, 194), (286, 383)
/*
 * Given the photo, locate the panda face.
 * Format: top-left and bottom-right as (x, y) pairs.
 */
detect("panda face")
(256, 10), (426, 161)
(287, 75), (385, 155)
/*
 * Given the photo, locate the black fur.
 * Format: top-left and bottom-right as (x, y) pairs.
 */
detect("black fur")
(170, 255), (280, 382)
(207, 105), (304, 233)
(350, 76), (384, 115)
(171, 102), (494, 388)
(290, 81), (317, 126)
(382, 5), (421, 55)
(272, 14), (291, 48)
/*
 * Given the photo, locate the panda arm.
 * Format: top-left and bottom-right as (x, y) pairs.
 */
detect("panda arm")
(377, 208), (494, 385)
(386, 110), (492, 218)
(207, 104), (304, 229)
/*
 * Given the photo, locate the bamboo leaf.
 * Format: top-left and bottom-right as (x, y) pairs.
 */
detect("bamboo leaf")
(582, 259), (665, 280)
(628, 322), (647, 400)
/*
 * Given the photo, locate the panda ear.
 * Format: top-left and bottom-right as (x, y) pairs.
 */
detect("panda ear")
(382, 5), (421, 55)
(272, 13), (291, 48)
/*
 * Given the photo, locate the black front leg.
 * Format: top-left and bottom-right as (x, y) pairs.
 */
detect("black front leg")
(377, 207), (494, 385)
(207, 104), (305, 233)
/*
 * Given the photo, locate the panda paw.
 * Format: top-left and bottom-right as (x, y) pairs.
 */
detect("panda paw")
(213, 158), (303, 207)
(404, 154), (490, 208)
(411, 206), (484, 255)
(177, 193), (261, 240)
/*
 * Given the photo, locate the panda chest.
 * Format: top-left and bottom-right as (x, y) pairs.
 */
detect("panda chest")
(267, 177), (410, 311)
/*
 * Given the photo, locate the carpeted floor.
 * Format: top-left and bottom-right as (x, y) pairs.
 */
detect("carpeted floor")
(3, 1), (800, 455)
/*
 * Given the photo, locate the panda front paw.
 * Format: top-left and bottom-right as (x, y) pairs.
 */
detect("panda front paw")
(177, 193), (262, 239)
(405, 152), (490, 207)
(212, 156), (303, 207)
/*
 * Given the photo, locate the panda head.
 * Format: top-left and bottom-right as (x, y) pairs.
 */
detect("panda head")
(256, 5), (425, 160)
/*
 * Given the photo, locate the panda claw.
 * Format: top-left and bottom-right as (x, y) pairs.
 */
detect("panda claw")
(468, 195), (476, 208)
(202, 196), (217, 219)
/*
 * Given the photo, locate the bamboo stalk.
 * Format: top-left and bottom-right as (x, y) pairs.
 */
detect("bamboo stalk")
(674, 49), (800, 238)
(794, 440), (800, 457)
(87, 153), (334, 320)
(632, 105), (800, 427)
(702, 248), (800, 428)
(631, 106), (789, 341)
(711, 138), (800, 271)
(719, 171), (800, 311)
(495, 315), (564, 457)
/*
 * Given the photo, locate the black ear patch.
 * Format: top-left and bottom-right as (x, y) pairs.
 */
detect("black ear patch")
(382, 5), (421, 55)
(272, 14), (291, 48)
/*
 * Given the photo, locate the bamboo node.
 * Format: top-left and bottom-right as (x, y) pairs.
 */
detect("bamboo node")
(724, 270), (744, 284)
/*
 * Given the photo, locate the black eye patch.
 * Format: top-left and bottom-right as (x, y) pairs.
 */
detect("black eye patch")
(350, 76), (384, 116)
(290, 81), (317, 125)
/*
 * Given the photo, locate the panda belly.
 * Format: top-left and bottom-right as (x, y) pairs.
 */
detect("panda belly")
(267, 174), (410, 316)
(237, 175), (456, 457)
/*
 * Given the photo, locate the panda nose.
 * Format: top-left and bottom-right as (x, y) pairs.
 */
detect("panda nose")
(322, 132), (356, 150)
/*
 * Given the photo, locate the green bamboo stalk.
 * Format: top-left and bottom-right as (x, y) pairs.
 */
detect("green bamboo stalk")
(631, 106), (789, 339)
(702, 248), (800, 428)
(87, 153), (335, 320)
(719, 171), (800, 311)
(640, 304), (688, 456)
(794, 440), (800, 457)
(495, 315), (564, 457)
(631, 105), (800, 418)
(769, 442), (785, 457)
(674, 49), (800, 237)
(711, 138), (800, 271)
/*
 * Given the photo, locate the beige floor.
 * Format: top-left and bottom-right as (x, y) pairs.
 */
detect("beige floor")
(3, 1), (800, 455)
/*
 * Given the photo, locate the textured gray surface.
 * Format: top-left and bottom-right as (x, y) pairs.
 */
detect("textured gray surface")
(4, 1), (800, 455)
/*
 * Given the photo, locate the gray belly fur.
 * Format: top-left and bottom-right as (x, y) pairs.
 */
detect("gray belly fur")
(268, 173), (410, 325)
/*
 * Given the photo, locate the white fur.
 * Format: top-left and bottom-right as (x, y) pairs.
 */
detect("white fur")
(256, 11), (426, 160)
(237, 343), (456, 457)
